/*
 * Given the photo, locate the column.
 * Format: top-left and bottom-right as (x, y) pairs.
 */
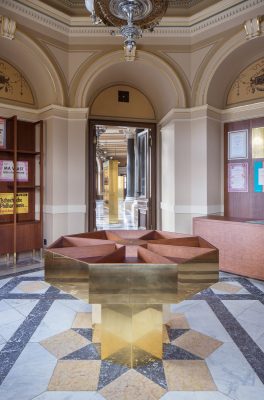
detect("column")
(125, 129), (135, 211)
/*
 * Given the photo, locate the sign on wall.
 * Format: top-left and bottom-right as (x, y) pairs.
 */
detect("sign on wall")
(228, 162), (248, 192)
(228, 130), (248, 160)
(254, 161), (264, 192)
(0, 160), (28, 182)
(0, 192), (29, 215)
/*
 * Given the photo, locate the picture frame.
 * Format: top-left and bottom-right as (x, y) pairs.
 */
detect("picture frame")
(228, 129), (248, 160)
(228, 162), (248, 192)
(0, 118), (6, 149)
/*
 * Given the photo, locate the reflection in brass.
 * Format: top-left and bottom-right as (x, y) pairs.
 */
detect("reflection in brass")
(45, 230), (219, 367)
(101, 304), (162, 367)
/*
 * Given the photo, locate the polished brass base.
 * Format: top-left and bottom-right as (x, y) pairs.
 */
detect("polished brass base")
(44, 230), (219, 366)
(101, 304), (162, 367)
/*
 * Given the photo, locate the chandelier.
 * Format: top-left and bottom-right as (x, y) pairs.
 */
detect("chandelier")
(85, 1), (169, 61)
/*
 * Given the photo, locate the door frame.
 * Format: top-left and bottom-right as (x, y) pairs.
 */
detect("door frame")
(88, 118), (157, 231)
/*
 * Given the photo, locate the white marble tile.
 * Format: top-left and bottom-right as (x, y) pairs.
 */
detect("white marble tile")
(4, 299), (38, 317)
(25, 270), (44, 278)
(160, 393), (232, 400)
(0, 277), (12, 288)
(58, 299), (92, 313)
(34, 392), (106, 400)
(0, 333), (6, 350)
(232, 384), (264, 400)
(255, 332), (264, 351)
(238, 301), (264, 328)
(0, 343), (56, 400)
(206, 342), (263, 399)
(170, 300), (200, 314)
(179, 300), (231, 342)
(248, 279), (264, 293)
(0, 306), (25, 326)
(30, 300), (76, 342)
(237, 318), (264, 341)
(222, 300), (258, 318)
(160, 393), (198, 400)
(0, 299), (12, 312)
(0, 318), (25, 341)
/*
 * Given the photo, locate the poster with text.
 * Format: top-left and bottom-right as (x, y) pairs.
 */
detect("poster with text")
(0, 192), (29, 215)
(0, 160), (28, 182)
(253, 160), (264, 192)
(228, 162), (248, 192)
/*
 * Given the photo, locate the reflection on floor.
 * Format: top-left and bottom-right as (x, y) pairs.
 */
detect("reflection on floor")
(0, 263), (264, 399)
(96, 199), (138, 230)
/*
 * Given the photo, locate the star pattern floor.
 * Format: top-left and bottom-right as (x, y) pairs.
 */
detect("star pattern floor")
(0, 266), (264, 400)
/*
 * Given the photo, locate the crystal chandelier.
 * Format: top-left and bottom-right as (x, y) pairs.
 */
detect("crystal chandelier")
(85, 1), (168, 61)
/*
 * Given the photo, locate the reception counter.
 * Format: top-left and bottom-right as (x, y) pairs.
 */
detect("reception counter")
(193, 216), (264, 280)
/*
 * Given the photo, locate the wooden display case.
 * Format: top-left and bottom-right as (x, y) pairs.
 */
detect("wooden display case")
(0, 116), (43, 262)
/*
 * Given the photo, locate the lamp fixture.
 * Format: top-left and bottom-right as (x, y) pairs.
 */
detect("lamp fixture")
(85, 0), (168, 61)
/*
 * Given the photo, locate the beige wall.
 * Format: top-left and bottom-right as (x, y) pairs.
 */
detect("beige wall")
(0, 1), (264, 243)
(91, 85), (155, 120)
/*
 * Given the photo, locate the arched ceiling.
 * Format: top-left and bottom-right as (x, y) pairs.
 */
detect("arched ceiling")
(203, 35), (264, 108)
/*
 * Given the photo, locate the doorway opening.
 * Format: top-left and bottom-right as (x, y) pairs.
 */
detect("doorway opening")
(88, 120), (156, 232)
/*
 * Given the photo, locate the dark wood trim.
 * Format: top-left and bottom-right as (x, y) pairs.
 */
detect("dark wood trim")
(224, 117), (264, 219)
(88, 119), (157, 231)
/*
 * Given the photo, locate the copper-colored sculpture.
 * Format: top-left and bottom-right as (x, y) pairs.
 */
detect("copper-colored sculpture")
(45, 230), (219, 367)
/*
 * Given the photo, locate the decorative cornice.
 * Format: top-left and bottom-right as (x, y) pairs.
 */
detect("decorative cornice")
(0, 103), (89, 121)
(1, 0), (263, 38)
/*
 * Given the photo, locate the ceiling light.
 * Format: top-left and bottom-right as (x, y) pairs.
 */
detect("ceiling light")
(85, 1), (169, 61)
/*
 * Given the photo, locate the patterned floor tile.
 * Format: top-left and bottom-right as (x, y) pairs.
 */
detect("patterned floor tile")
(166, 314), (190, 329)
(72, 312), (92, 328)
(48, 360), (101, 391)
(172, 330), (223, 358)
(14, 281), (49, 293)
(40, 329), (90, 359)
(163, 360), (217, 391)
(99, 369), (166, 400)
(211, 282), (242, 294)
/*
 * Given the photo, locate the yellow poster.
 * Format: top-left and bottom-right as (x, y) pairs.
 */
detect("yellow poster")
(0, 193), (29, 215)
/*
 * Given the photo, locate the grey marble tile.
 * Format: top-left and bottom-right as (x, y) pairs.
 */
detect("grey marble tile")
(238, 301), (264, 328)
(160, 392), (232, 400)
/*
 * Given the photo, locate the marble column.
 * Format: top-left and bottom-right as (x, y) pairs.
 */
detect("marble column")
(125, 129), (135, 211)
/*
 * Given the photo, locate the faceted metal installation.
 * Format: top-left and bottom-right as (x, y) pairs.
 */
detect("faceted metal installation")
(45, 230), (219, 367)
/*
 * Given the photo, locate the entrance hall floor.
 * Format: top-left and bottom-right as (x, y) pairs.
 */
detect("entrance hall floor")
(0, 264), (264, 400)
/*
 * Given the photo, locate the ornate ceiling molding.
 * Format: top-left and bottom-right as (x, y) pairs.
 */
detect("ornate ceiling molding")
(1, 0), (263, 38)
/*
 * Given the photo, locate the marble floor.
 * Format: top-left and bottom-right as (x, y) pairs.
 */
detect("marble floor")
(96, 199), (138, 230)
(0, 263), (264, 400)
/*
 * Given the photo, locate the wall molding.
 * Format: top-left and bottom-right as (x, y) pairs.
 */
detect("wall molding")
(44, 204), (86, 214)
(160, 202), (223, 214)
(2, 0), (263, 38)
(159, 102), (264, 127)
(0, 103), (89, 121)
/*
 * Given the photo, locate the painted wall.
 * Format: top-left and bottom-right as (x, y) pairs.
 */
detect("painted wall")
(91, 85), (155, 120)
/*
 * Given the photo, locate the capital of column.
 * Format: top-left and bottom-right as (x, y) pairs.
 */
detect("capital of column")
(125, 128), (136, 140)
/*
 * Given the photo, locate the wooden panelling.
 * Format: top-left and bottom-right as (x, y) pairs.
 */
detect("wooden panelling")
(224, 117), (264, 219)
